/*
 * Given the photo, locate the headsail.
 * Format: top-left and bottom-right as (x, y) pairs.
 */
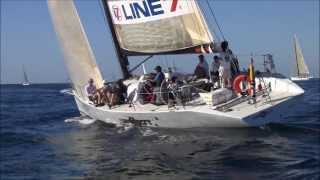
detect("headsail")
(294, 35), (310, 77)
(105, 0), (215, 55)
(48, 0), (104, 99)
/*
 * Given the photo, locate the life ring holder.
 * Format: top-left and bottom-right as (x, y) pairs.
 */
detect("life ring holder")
(233, 74), (251, 95)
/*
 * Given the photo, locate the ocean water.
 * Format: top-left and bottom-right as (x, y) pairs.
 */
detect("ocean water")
(1, 80), (319, 180)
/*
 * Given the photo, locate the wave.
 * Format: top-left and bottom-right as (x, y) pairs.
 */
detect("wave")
(303, 92), (320, 105)
(115, 125), (158, 137)
(140, 128), (159, 137)
(59, 88), (73, 95)
(64, 116), (96, 125)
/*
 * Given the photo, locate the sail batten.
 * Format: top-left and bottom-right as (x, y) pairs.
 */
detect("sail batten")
(294, 35), (309, 77)
(105, 0), (215, 55)
(48, 0), (104, 99)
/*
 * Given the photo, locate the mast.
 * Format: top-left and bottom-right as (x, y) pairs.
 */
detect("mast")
(101, 0), (130, 79)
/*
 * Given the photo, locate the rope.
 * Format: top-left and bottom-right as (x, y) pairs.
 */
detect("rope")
(205, 0), (226, 41)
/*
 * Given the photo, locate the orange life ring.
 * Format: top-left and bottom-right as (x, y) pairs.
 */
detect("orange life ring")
(233, 74), (251, 95)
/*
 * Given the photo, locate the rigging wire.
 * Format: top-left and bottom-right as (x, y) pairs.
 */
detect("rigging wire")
(164, 56), (169, 70)
(98, 1), (118, 55)
(159, 55), (166, 70)
(198, 1), (221, 42)
(164, 55), (171, 72)
(205, 0), (226, 41)
(73, 0), (113, 80)
(98, 0), (126, 78)
(234, 53), (272, 57)
(129, 55), (154, 73)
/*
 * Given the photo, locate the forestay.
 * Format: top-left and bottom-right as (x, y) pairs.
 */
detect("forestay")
(106, 0), (215, 55)
(48, 0), (104, 99)
(294, 35), (309, 76)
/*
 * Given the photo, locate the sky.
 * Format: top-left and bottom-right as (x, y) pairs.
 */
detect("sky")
(1, 0), (319, 84)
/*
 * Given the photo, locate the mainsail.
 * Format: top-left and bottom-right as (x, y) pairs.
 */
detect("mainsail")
(22, 65), (29, 83)
(294, 35), (310, 77)
(48, 0), (104, 99)
(105, 0), (215, 55)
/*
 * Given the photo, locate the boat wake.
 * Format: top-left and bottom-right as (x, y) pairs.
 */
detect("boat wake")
(140, 128), (159, 137)
(116, 123), (135, 134)
(64, 116), (97, 125)
(59, 88), (73, 95)
(116, 124), (159, 137)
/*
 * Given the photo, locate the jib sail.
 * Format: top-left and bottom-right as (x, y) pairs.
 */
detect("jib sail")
(48, 0), (104, 99)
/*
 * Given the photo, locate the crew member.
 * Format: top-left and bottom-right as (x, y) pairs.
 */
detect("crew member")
(152, 65), (165, 105)
(211, 55), (221, 88)
(194, 54), (209, 79)
(85, 78), (100, 104)
(219, 41), (232, 88)
(153, 65), (165, 87)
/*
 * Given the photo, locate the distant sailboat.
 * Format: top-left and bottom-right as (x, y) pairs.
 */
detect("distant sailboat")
(22, 65), (30, 86)
(291, 35), (312, 81)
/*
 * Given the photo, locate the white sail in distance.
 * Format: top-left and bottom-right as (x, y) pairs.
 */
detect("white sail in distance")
(22, 65), (29, 83)
(294, 35), (310, 76)
(48, 0), (104, 99)
(106, 0), (215, 55)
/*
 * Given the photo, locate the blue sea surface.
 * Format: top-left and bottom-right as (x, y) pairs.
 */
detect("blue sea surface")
(1, 80), (319, 180)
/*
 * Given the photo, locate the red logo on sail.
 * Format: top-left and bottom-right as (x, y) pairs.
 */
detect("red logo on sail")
(112, 5), (122, 21)
(170, 0), (178, 12)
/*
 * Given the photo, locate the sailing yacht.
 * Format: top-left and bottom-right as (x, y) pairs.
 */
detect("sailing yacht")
(48, 0), (304, 128)
(291, 35), (312, 81)
(22, 65), (30, 86)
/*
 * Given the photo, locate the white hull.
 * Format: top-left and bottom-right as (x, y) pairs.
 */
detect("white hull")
(73, 77), (304, 128)
(22, 82), (30, 86)
(291, 76), (312, 81)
